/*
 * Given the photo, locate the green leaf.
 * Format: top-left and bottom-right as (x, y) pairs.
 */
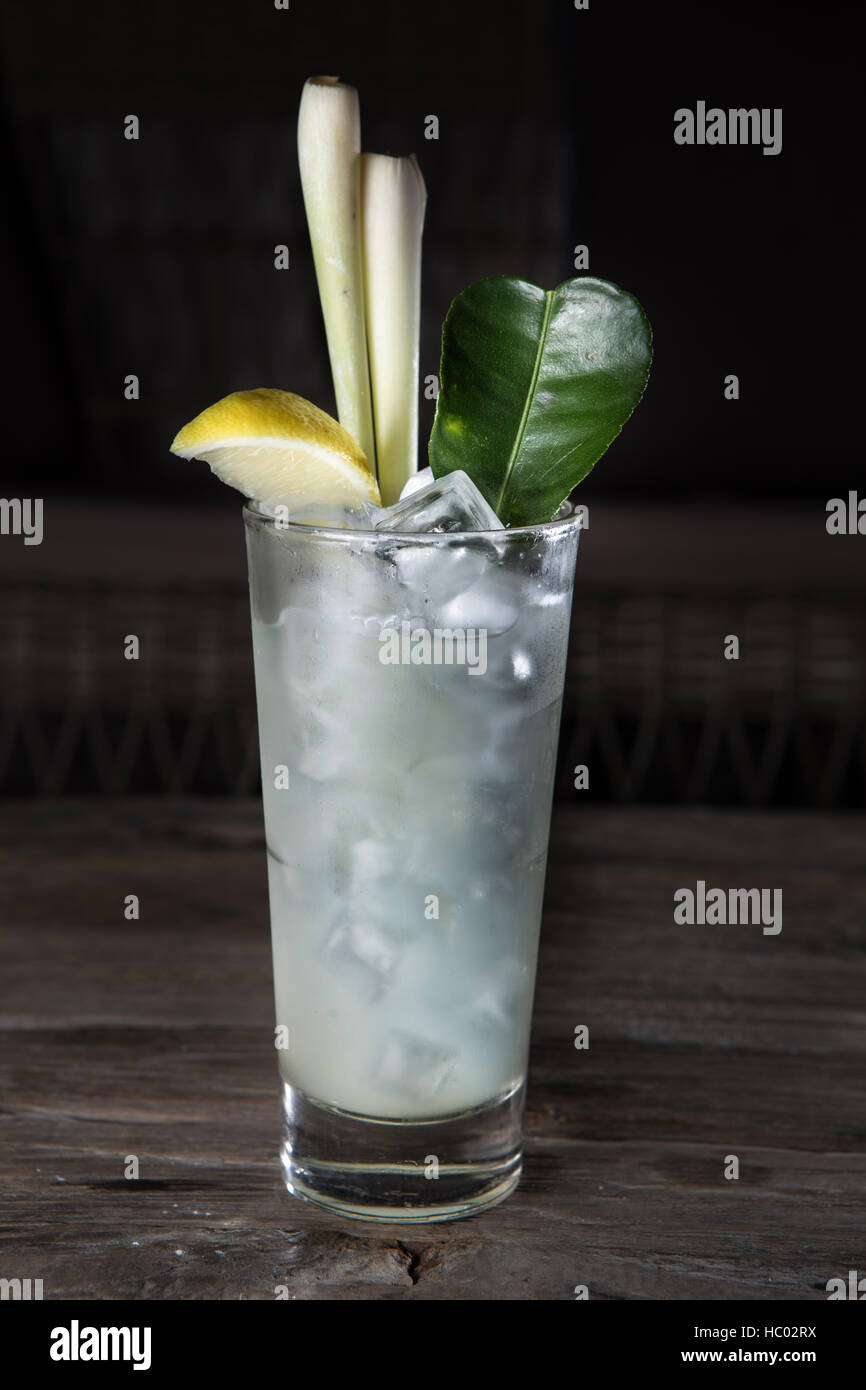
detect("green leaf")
(428, 275), (652, 526)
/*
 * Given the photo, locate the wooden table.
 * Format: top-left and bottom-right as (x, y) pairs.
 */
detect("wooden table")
(1, 799), (864, 1300)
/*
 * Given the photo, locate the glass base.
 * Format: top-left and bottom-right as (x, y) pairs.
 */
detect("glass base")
(279, 1080), (525, 1223)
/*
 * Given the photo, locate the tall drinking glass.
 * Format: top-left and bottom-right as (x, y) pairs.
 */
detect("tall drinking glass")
(244, 500), (580, 1221)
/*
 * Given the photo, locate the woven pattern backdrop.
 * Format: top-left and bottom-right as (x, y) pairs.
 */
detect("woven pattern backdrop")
(2, 585), (864, 805)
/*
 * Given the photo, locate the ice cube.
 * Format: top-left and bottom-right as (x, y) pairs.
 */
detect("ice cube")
(398, 466), (434, 500)
(347, 500), (391, 529)
(509, 648), (534, 682)
(294, 735), (353, 784)
(324, 915), (404, 1002)
(472, 957), (530, 1029)
(437, 567), (520, 635)
(375, 470), (504, 534)
(376, 1029), (458, 1099)
(471, 639), (537, 697)
(400, 755), (515, 884)
(390, 543), (488, 605)
(347, 837), (397, 883)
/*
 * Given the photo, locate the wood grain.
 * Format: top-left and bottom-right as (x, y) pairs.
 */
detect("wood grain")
(1, 799), (864, 1300)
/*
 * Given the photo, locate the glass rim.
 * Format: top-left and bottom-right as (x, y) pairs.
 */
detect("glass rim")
(243, 496), (581, 545)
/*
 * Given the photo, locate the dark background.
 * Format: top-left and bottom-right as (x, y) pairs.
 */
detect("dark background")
(2, 0), (859, 500)
(0, 0), (863, 803)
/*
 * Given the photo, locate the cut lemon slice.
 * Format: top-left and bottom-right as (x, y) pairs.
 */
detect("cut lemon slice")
(170, 388), (380, 508)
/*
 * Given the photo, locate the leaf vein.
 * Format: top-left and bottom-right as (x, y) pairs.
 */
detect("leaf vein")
(495, 289), (555, 515)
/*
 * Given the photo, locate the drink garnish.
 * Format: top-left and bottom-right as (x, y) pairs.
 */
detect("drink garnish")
(428, 274), (652, 526)
(170, 387), (380, 508)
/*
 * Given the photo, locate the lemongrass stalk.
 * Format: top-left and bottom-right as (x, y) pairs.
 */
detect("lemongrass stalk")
(360, 153), (426, 505)
(297, 76), (376, 470)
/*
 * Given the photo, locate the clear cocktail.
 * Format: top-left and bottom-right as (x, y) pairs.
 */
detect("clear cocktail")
(170, 70), (650, 1222)
(244, 484), (579, 1216)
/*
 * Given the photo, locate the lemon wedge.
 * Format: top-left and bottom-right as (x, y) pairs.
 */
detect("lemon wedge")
(170, 388), (380, 508)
